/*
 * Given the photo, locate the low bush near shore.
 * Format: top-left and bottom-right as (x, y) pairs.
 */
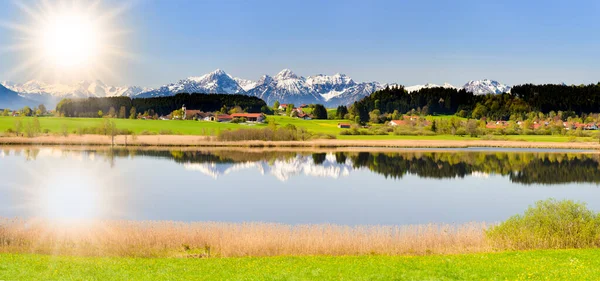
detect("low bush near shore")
(486, 199), (600, 249)
(217, 125), (335, 141)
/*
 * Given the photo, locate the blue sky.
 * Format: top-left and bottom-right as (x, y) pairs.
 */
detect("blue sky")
(1, 0), (599, 87)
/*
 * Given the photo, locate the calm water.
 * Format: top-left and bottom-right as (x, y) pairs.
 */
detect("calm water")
(1, 147), (599, 225)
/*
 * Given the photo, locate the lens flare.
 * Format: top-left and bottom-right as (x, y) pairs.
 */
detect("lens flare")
(1, 0), (134, 82)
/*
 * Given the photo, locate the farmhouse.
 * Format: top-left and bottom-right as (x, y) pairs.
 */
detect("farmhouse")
(297, 112), (312, 120)
(389, 120), (407, 126)
(278, 104), (289, 111)
(210, 114), (233, 122)
(184, 109), (203, 120)
(485, 121), (508, 129)
(230, 113), (266, 123)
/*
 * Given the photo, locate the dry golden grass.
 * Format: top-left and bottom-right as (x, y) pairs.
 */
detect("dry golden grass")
(1, 134), (600, 149)
(0, 218), (491, 258)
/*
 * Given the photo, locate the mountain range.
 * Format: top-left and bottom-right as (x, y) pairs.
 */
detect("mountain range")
(0, 69), (512, 109)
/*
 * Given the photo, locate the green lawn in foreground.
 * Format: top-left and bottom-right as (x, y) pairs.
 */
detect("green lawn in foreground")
(1, 250), (599, 280)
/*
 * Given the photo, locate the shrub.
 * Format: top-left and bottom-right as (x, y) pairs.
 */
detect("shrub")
(159, 129), (174, 135)
(486, 199), (600, 250)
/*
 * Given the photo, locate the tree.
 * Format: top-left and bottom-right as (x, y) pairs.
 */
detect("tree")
(313, 104), (327, 119)
(102, 118), (118, 146)
(108, 107), (116, 118)
(273, 100), (280, 110)
(129, 107), (137, 119)
(465, 119), (479, 137)
(1, 109), (9, 116)
(336, 105), (348, 119)
(119, 106), (127, 119)
(431, 120), (437, 132)
(98, 110), (103, 118)
(22, 106), (32, 116)
(171, 109), (184, 120)
(38, 104), (47, 115)
(369, 109), (381, 123)
(229, 106), (244, 114)
(286, 104), (295, 116)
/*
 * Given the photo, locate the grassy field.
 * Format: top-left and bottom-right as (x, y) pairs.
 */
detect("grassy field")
(2, 249), (599, 280)
(0, 116), (594, 143)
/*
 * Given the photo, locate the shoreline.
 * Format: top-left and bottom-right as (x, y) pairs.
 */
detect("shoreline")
(1, 134), (600, 149)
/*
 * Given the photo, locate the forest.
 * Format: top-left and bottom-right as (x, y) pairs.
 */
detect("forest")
(56, 93), (268, 118)
(349, 83), (600, 122)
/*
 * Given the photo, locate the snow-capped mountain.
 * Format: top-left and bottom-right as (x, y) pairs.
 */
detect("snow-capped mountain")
(324, 82), (383, 107)
(138, 69), (245, 98)
(246, 69), (324, 105)
(183, 153), (352, 182)
(1, 80), (147, 98)
(0, 69), (514, 109)
(306, 73), (356, 95)
(135, 69), (388, 106)
(405, 82), (457, 93)
(0, 84), (27, 109)
(462, 79), (511, 95)
(233, 77), (258, 91)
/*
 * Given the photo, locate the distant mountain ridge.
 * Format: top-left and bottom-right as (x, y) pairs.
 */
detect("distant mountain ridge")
(134, 69), (512, 106)
(0, 70), (513, 108)
(2, 80), (148, 98)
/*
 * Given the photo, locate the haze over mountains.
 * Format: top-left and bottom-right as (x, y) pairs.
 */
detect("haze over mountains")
(0, 69), (513, 108)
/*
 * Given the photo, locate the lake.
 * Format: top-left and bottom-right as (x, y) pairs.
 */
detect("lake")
(1, 147), (599, 225)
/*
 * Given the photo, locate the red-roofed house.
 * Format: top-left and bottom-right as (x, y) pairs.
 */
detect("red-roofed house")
(230, 113), (266, 123)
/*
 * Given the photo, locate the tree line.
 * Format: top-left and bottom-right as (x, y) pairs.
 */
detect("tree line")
(347, 83), (600, 123)
(56, 93), (268, 118)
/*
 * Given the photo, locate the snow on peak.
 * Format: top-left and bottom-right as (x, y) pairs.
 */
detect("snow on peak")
(1, 80), (145, 98)
(462, 79), (510, 95)
(405, 82), (457, 93)
(275, 69), (298, 80)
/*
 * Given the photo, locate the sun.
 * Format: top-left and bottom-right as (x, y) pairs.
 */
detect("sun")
(40, 10), (101, 69)
(2, 0), (133, 82)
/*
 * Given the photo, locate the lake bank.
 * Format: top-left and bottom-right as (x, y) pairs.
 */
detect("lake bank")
(1, 134), (599, 149)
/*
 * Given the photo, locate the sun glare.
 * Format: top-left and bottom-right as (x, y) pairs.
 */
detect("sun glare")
(2, 0), (132, 81)
(41, 12), (100, 69)
(40, 182), (101, 221)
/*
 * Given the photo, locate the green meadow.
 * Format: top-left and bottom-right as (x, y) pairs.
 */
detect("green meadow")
(0, 115), (593, 142)
(1, 249), (599, 281)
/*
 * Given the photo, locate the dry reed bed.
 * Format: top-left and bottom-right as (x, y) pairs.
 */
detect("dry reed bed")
(1, 134), (600, 149)
(0, 218), (490, 258)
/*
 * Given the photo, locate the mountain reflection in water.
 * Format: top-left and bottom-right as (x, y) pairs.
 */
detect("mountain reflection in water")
(6, 148), (600, 185)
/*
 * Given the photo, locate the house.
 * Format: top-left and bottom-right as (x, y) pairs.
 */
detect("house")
(278, 104), (289, 111)
(486, 121), (508, 129)
(230, 113), (266, 123)
(338, 123), (351, 129)
(389, 120), (407, 126)
(210, 114), (233, 122)
(202, 113), (215, 121)
(389, 116), (430, 127)
(185, 110), (203, 120)
(297, 113), (312, 120)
